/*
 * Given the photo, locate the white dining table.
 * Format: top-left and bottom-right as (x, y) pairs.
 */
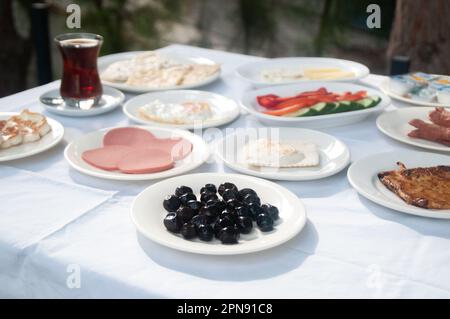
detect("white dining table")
(1, 44), (450, 299)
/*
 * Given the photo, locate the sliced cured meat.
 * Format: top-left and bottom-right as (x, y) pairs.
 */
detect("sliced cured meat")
(82, 145), (135, 171)
(117, 148), (174, 174)
(149, 138), (193, 160)
(103, 127), (155, 147)
(408, 119), (450, 146)
(429, 107), (450, 127)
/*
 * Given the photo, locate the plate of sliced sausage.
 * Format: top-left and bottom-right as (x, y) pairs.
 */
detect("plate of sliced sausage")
(64, 126), (209, 180)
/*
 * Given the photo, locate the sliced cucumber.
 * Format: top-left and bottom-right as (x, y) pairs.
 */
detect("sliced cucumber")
(283, 107), (310, 117)
(357, 98), (374, 108)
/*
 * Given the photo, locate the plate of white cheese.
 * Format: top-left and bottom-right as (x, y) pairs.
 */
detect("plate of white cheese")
(99, 51), (221, 93)
(123, 90), (241, 130)
(215, 127), (350, 181)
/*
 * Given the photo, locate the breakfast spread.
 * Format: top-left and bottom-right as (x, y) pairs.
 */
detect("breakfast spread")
(261, 67), (355, 83)
(101, 51), (220, 88)
(163, 183), (280, 244)
(82, 127), (192, 174)
(408, 107), (450, 147)
(378, 162), (450, 210)
(138, 100), (213, 124)
(243, 138), (319, 168)
(256, 87), (381, 117)
(389, 72), (450, 104)
(0, 110), (51, 150)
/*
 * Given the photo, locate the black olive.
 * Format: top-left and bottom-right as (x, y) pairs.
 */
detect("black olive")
(176, 206), (195, 223)
(199, 205), (219, 223)
(215, 200), (227, 213)
(248, 203), (263, 220)
(218, 226), (239, 244)
(186, 200), (202, 213)
(238, 188), (257, 201)
(181, 222), (197, 239)
(216, 216), (236, 228)
(175, 185), (193, 198)
(243, 194), (261, 206)
(206, 198), (220, 207)
(191, 214), (209, 228)
(256, 213), (274, 232)
(200, 183), (217, 194)
(218, 182), (238, 196)
(225, 198), (241, 209)
(236, 205), (252, 219)
(200, 191), (218, 203)
(261, 203), (279, 221)
(220, 208), (239, 223)
(163, 194), (181, 212)
(163, 213), (182, 233)
(236, 216), (253, 234)
(180, 193), (196, 205)
(222, 188), (238, 202)
(197, 224), (214, 241)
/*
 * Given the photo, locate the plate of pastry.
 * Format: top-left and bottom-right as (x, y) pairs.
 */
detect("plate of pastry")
(0, 110), (64, 162)
(215, 127), (350, 181)
(236, 57), (369, 88)
(64, 126), (209, 180)
(380, 72), (450, 107)
(347, 150), (450, 219)
(123, 90), (240, 129)
(377, 107), (450, 152)
(98, 50), (221, 93)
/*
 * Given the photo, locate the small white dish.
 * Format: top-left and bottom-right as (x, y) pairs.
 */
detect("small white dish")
(379, 79), (450, 107)
(98, 51), (220, 93)
(236, 57), (369, 87)
(240, 82), (390, 128)
(215, 127), (350, 181)
(64, 126), (209, 181)
(377, 107), (450, 152)
(0, 112), (64, 162)
(123, 90), (240, 130)
(347, 151), (450, 219)
(39, 86), (125, 117)
(131, 173), (307, 255)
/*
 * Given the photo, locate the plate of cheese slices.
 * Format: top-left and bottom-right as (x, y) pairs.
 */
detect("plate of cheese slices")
(215, 127), (350, 181)
(0, 110), (64, 162)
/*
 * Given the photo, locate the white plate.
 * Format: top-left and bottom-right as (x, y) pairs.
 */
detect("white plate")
(236, 57), (369, 87)
(215, 127), (350, 181)
(39, 86), (125, 117)
(348, 151), (450, 219)
(0, 112), (64, 162)
(64, 126), (209, 181)
(377, 107), (450, 152)
(240, 82), (390, 128)
(98, 51), (221, 93)
(123, 90), (240, 130)
(379, 79), (450, 107)
(131, 173), (307, 255)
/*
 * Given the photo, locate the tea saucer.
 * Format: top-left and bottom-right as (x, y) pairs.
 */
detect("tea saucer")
(39, 86), (125, 117)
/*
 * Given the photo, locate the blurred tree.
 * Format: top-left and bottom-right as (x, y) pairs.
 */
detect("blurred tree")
(0, 0), (32, 97)
(387, 0), (450, 74)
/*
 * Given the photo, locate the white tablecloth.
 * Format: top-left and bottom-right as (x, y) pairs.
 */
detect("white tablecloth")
(1, 44), (450, 299)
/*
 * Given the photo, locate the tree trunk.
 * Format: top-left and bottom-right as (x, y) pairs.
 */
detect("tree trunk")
(0, 0), (32, 98)
(387, 0), (450, 74)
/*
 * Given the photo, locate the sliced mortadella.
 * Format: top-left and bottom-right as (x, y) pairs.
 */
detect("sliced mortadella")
(149, 138), (193, 161)
(117, 148), (174, 174)
(103, 127), (155, 147)
(82, 145), (135, 171)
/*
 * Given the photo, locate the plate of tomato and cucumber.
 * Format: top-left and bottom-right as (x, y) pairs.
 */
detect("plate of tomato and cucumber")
(240, 82), (391, 128)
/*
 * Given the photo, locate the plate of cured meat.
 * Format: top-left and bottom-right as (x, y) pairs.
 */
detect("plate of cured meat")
(377, 107), (450, 152)
(64, 126), (209, 180)
(348, 150), (450, 219)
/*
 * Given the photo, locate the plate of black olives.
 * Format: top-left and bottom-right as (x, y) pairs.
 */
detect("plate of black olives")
(132, 173), (306, 255)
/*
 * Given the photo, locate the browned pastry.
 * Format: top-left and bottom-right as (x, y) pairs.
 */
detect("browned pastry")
(378, 162), (450, 209)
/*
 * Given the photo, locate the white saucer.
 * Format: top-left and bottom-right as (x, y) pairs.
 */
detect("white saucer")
(39, 86), (125, 117)
(215, 127), (350, 181)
